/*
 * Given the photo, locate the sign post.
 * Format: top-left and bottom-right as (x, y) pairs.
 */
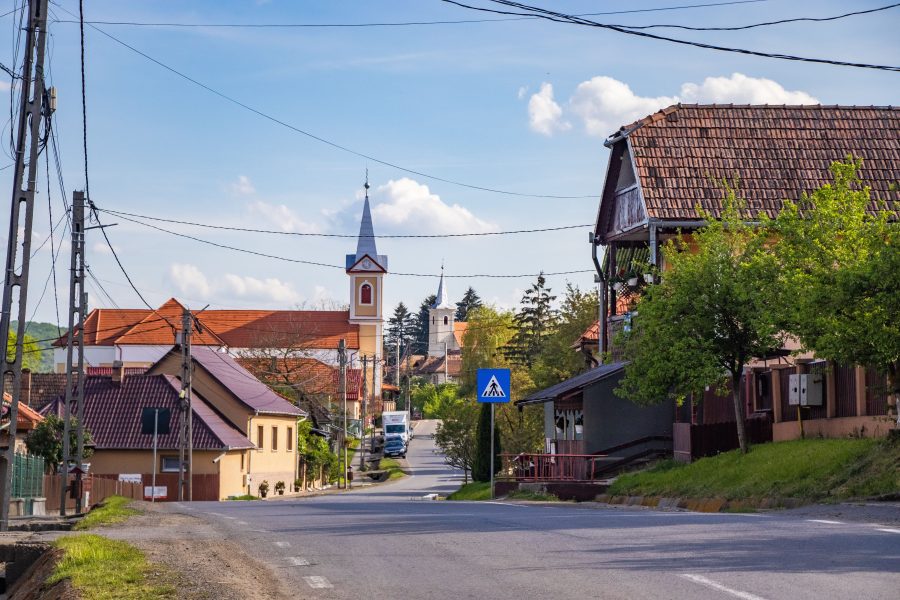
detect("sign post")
(477, 368), (510, 500)
(141, 408), (170, 504)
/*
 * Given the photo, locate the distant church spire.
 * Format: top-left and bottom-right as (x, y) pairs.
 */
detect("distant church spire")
(355, 173), (378, 261)
(432, 262), (453, 309)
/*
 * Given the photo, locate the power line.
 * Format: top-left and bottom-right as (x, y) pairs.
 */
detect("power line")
(440, 0), (900, 72)
(48, 1), (593, 199)
(48, 1), (770, 28)
(103, 210), (594, 278)
(94, 208), (590, 239)
(612, 3), (900, 31)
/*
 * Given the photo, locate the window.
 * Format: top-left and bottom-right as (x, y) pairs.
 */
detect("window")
(257, 425), (264, 451)
(432, 316), (435, 325)
(287, 427), (293, 451)
(240, 452), (245, 471)
(161, 457), (182, 473)
(360, 282), (372, 305)
(272, 426), (278, 451)
(443, 316), (449, 325)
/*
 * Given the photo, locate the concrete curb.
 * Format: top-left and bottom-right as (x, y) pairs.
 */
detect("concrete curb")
(594, 494), (808, 513)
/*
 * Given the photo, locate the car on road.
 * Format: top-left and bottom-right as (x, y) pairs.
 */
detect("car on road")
(383, 436), (406, 459)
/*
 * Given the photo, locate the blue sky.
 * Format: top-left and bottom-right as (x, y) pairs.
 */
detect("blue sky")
(2, 0), (899, 325)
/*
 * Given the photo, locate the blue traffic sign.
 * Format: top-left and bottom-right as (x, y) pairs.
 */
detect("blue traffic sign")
(477, 368), (510, 403)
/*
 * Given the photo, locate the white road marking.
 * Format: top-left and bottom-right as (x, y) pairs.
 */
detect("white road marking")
(680, 574), (769, 600)
(288, 557), (311, 566)
(876, 528), (900, 534)
(304, 576), (333, 589)
(236, 520), (249, 526)
(222, 516), (237, 520)
(807, 519), (844, 525)
(482, 501), (528, 508)
(274, 541), (291, 548)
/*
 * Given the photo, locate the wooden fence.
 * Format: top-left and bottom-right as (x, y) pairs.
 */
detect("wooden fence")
(44, 475), (143, 513)
(674, 414), (772, 463)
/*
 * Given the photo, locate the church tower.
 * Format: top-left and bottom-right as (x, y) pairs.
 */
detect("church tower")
(347, 179), (386, 398)
(427, 267), (458, 357)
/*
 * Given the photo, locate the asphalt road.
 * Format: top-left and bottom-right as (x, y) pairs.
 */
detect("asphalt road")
(177, 420), (900, 599)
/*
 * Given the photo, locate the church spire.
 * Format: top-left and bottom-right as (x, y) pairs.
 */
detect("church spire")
(355, 173), (378, 262)
(432, 263), (453, 309)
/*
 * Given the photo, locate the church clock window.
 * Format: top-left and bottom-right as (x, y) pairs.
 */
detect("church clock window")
(360, 282), (373, 305)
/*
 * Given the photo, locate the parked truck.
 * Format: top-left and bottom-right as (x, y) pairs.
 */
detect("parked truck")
(382, 411), (411, 447)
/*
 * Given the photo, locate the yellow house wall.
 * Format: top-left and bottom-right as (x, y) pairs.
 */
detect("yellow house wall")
(88, 449), (224, 475)
(354, 276), (378, 317)
(248, 414), (298, 493)
(218, 451), (248, 499)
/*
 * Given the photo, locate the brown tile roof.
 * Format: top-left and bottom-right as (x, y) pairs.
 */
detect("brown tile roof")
(453, 322), (468, 347)
(608, 104), (900, 222)
(2, 393), (45, 430)
(116, 299), (226, 346)
(409, 352), (462, 378)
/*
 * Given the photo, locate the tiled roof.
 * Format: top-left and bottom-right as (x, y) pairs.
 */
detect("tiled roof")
(5, 372), (69, 411)
(41, 374), (253, 450)
(55, 301), (360, 350)
(2, 393), (45, 430)
(609, 104), (900, 222)
(409, 353), (462, 377)
(189, 347), (305, 417)
(332, 368), (362, 402)
(453, 322), (468, 347)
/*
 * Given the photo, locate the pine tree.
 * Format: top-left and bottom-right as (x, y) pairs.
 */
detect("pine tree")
(413, 294), (437, 351)
(505, 273), (558, 368)
(385, 302), (416, 363)
(472, 402), (502, 482)
(455, 287), (483, 322)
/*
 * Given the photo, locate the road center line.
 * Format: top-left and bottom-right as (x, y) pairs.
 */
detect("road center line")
(876, 528), (900, 534)
(806, 519), (844, 525)
(304, 576), (333, 589)
(236, 521), (248, 526)
(680, 574), (768, 600)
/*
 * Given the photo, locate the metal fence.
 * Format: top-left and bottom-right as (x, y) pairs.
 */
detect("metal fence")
(11, 453), (44, 499)
(498, 453), (605, 483)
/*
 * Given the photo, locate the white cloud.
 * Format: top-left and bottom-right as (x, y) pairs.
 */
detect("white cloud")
(222, 274), (301, 304)
(169, 263), (211, 299)
(517, 85), (528, 100)
(369, 178), (497, 235)
(570, 76), (678, 138)
(554, 73), (819, 138)
(249, 200), (319, 233)
(92, 241), (119, 255)
(230, 175), (256, 196)
(679, 73), (819, 105)
(528, 82), (570, 136)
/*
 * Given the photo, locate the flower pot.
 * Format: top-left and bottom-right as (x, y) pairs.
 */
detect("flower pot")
(644, 273), (654, 284)
(260, 491), (267, 498)
(627, 277), (639, 287)
(612, 282), (624, 293)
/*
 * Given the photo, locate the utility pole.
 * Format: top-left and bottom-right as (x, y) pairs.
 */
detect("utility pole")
(359, 355), (368, 472)
(61, 192), (87, 515)
(443, 341), (449, 383)
(0, 0), (50, 531)
(178, 308), (192, 501)
(405, 352), (411, 412)
(338, 339), (347, 489)
(395, 338), (400, 387)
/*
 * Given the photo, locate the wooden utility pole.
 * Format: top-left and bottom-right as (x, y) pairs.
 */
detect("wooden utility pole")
(0, 0), (50, 531)
(178, 309), (192, 501)
(359, 355), (368, 472)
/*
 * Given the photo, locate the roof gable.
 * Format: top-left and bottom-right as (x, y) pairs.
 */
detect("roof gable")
(116, 299), (226, 346)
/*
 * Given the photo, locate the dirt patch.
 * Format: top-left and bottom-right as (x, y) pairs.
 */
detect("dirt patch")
(98, 503), (294, 600)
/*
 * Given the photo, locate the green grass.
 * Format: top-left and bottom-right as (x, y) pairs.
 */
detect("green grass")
(378, 457), (406, 480)
(49, 535), (177, 599)
(447, 481), (491, 501)
(227, 494), (259, 501)
(608, 437), (900, 502)
(75, 496), (139, 530)
(507, 489), (560, 502)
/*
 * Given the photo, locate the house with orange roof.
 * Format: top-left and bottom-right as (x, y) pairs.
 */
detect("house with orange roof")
(1, 391), (45, 453)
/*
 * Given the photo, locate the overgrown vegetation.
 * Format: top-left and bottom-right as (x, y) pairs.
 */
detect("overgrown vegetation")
(507, 489), (560, 502)
(608, 437), (900, 502)
(50, 535), (176, 599)
(227, 494), (259, 501)
(446, 481), (491, 501)
(75, 496), (139, 530)
(378, 457), (406, 480)
(26, 414), (94, 473)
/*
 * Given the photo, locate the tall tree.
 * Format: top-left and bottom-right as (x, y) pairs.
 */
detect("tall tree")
(455, 287), (483, 322)
(413, 294), (437, 352)
(506, 273), (558, 368)
(530, 283), (598, 390)
(433, 399), (479, 483)
(472, 402), (502, 482)
(616, 189), (781, 453)
(25, 415), (93, 473)
(459, 306), (515, 397)
(7, 329), (42, 372)
(385, 302), (416, 359)
(771, 157), (900, 417)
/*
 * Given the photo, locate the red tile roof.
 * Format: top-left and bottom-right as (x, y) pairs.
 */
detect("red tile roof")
(408, 353), (462, 378)
(41, 375), (253, 450)
(116, 299), (226, 346)
(607, 104), (900, 223)
(2, 393), (45, 430)
(453, 322), (468, 347)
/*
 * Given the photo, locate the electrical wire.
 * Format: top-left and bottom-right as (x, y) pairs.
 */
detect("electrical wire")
(94, 208), (591, 238)
(440, 0), (900, 72)
(48, 1), (593, 200)
(102, 210), (594, 278)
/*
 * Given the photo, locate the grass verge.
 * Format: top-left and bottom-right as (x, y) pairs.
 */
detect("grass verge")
(227, 494), (259, 501)
(379, 457), (406, 480)
(49, 534), (176, 599)
(75, 496), (139, 530)
(608, 436), (900, 502)
(507, 489), (560, 502)
(447, 481), (491, 501)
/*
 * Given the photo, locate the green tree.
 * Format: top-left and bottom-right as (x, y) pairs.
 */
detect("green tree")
(7, 329), (42, 372)
(412, 294), (437, 353)
(472, 402), (502, 482)
(386, 302), (416, 365)
(616, 189), (781, 453)
(455, 287), (483, 322)
(530, 283), (598, 390)
(506, 273), (558, 368)
(433, 399), (479, 483)
(495, 367), (543, 454)
(25, 414), (93, 473)
(296, 420), (338, 487)
(771, 157), (900, 415)
(416, 382), (462, 420)
(459, 306), (515, 397)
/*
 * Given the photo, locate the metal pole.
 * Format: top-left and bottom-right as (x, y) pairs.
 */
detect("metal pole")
(405, 352), (411, 411)
(490, 403), (495, 500)
(443, 341), (448, 382)
(359, 355), (368, 472)
(179, 308), (192, 501)
(69, 192), (87, 514)
(152, 409), (158, 503)
(338, 339), (346, 489)
(0, 0), (50, 531)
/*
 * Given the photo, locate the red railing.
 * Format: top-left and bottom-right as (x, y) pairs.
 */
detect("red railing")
(498, 453), (606, 483)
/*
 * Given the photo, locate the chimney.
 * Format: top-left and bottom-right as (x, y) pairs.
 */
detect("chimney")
(112, 360), (125, 385)
(21, 369), (32, 406)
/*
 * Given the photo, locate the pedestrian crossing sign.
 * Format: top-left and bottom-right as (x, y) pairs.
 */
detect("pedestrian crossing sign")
(477, 368), (510, 403)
